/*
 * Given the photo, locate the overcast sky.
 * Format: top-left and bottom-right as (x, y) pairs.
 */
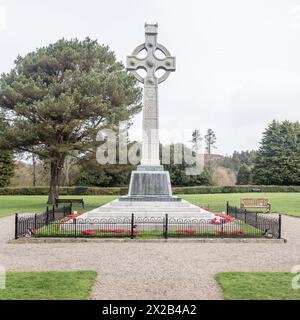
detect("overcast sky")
(0, 0), (299, 155)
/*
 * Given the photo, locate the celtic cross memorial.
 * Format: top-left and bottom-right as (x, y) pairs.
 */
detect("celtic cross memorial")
(122, 23), (178, 201)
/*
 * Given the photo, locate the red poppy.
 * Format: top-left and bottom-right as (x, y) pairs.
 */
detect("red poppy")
(99, 229), (126, 233)
(217, 230), (245, 235)
(126, 230), (139, 234)
(232, 230), (245, 235)
(214, 213), (234, 223)
(67, 213), (82, 218)
(81, 230), (97, 235)
(111, 229), (126, 233)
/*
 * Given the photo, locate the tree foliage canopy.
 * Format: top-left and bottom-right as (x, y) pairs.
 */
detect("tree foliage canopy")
(236, 164), (252, 185)
(0, 113), (14, 187)
(253, 120), (300, 185)
(0, 38), (142, 202)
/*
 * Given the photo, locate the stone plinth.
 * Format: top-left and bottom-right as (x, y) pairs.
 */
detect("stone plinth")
(129, 170), (171, 196)
(119, 165), (177, 202)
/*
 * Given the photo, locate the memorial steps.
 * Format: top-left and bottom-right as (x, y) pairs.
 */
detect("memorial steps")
(77, 199), (214, 219)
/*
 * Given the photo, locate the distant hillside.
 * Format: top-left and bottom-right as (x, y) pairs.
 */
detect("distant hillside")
(204, 154), (237, 186)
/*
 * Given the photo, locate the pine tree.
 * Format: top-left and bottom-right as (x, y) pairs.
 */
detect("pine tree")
(204, 128), (217, 155)
(253, 120), (300, 185)
(0, 38), (142, 203)
(204, 128), (217, 170)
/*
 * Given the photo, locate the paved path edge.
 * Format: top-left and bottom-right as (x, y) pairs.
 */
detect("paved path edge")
(8, 237), (286, 244)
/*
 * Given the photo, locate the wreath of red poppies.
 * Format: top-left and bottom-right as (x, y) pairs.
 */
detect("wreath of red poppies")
(212, 216), (224, 225)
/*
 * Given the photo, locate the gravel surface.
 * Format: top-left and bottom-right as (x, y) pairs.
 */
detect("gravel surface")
(0, 214), (299, 300)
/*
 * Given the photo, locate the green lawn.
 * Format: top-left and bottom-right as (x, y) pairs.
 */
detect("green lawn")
(183, 192), (300, 217)
(0, 192), (299, 218)
(0, 271), (97, 300)
(0, 195), (117, 217)
(216, 272), (300, 300)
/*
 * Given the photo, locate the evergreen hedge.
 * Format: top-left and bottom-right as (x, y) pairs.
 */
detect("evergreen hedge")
(0, 185), (300, 195)
(173, 185), (300, 194)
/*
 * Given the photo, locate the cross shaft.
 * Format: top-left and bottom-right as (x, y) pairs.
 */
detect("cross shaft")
(126, 23), (175, 166)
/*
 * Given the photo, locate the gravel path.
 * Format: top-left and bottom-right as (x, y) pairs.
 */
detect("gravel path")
(0, 214), (299, 299)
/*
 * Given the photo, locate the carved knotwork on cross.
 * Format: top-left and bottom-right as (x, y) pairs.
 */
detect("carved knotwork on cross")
(126, 23), (176, 166)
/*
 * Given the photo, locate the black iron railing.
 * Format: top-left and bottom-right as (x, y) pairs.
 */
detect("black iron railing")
(14, 202), (282, 239)
(226, 204), (282, 239)
(15, 205), (72, 239)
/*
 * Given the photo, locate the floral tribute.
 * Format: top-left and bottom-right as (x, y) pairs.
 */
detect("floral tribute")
(217, 230), (245, 236)
(99, 229), (126, 234)
(61, 212), (85, 223)
(67, 213), (83, 218)
(80, 229), (139, 235)
(212, 216), (224, 225)
(81, 229), (97, 235)
(212, 212), (234, 224)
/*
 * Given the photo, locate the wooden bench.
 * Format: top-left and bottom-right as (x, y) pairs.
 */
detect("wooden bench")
(240, 198), (271, 213)
(55, 198), (84, 208)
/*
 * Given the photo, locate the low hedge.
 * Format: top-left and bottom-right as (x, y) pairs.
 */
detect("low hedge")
(0, 186), (128, 196)
(173, 185), (300, 194)
(0, 185), (300, 195)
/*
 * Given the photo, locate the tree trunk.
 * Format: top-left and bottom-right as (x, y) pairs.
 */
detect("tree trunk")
(62, 156), (72, 186)
(48, 155), (65, 204)
(32, 154), (36, 187)
(207, 143), (211, 170)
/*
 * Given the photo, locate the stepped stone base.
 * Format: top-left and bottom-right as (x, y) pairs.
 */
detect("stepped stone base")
(120, 196), (181, 202)
(72, 165), (216, 223)
(79, 199), (214, 219)
(137, 165), (164, 171)
(68, 199), (216, 231)
(65, 199), (216, 232)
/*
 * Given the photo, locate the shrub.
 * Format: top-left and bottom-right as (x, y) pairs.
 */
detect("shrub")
(0, 185), (299, 195)
(0, 186), (128, 196)
(172, 185), (300, 194)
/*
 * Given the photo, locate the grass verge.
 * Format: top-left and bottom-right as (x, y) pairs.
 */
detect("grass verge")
(0, 271), (97, 300)
(216, 272), (300, 300)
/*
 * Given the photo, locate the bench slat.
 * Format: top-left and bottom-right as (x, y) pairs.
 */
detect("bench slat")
(55, 198), (84, 207)
(240, 198), (271, 213)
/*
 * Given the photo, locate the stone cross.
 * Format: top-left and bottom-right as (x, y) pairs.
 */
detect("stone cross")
(127, 23), (176, 167)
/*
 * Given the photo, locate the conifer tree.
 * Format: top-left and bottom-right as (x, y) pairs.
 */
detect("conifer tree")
(0, 38), (141, 202)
